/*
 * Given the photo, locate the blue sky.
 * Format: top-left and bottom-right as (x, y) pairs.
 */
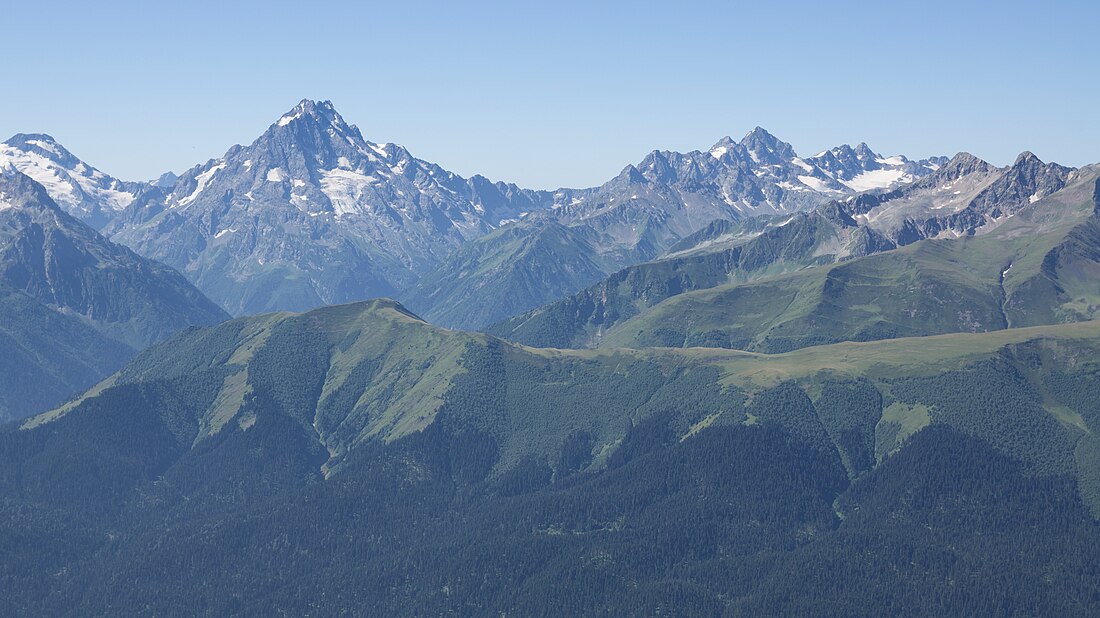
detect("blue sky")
(4, 0), (1098, 188)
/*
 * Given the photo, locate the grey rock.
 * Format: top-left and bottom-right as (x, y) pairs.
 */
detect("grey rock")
(103, 100), (554, 316)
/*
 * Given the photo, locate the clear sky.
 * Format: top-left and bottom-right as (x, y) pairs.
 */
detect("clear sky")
(4, 0), (1098, 189)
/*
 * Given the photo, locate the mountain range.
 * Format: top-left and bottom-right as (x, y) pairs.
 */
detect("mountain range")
(3, 101), (1100, 614)
(492, 155), (1090, 347)
(2, 100), (950, 322)
(0, 101), (1091, 423)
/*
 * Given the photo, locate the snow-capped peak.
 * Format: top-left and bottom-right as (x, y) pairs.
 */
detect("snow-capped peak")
(0, 133), (142, 226)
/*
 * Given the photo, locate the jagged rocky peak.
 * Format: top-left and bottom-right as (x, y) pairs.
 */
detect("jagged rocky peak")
(739, 126), (797, 164)
(615, 163), (648, 184)
(151, 171), (178, 188)
(636, 150), (680, 183)
(708, 136), (741, 159)
(1007, 150), (1073, 178)
(278, 101), (370, 149)
(853, 142), (880, 161)
(813, 144), (868, 175)
(1014, 150), (1041, 165)
(0, 167), (51, 209)
(247, 99), (373, 169)
(104, 98), (551, 316)
(991, 150), (1075, 204)
(275, 99), (345, 128)
(936, 152), (997, 179)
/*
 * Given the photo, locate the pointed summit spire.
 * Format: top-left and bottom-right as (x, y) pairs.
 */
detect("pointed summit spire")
(741, 126), (774, 141)
(853, 142), (879, 160)
(274, 99), (351, 132)
(708, 136), (739, 159)
(739, 127), (796, 164)
(1012, 151), (1042, 166)
(937, 152), (996, 180)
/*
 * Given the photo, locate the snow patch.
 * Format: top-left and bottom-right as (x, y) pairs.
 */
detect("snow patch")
(178, 163), (225, 207)
(277, 112), (301, 127)
(792, 158), (815, 173)
(266, 168), (286, 182)
(841, 169), (909, 192)
(797, 175), (832, 192)
(319, 168), (380, 215)
(0, 145), (136, 212)
(26, 139), (62, 157)
(778, 181), (809, 193)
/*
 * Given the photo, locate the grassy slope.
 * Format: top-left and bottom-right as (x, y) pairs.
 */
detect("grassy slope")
(593, 171), (1100, 352)
(24, 300), (726, 477)
(694, 319), (1100, 387)
(20, 299), (1100, 495)
(488, 210), (858, 347)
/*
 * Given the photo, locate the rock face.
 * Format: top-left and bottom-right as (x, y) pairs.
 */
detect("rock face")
(838, 151), (1076, 244)
(0, 169), (230, 421)
(102, 100), (554, 315)
(554, 128), (945, 252)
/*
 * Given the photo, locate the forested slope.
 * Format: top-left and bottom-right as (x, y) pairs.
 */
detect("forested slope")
(2, 301), (1099, 615)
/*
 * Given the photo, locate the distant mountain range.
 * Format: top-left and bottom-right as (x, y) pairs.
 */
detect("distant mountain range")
(1, 100), (951, 321)
(426, 148), (1075, 330)
(492, 158), (1092, 349)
